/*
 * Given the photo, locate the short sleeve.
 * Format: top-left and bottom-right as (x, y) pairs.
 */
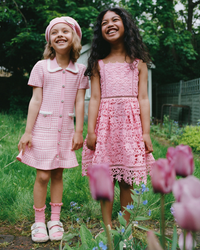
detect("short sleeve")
(78, 65), (89, 89)
(28, 60), (44, 87)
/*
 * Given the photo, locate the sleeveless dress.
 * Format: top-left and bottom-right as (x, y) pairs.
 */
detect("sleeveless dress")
(82, 59), (155, 185)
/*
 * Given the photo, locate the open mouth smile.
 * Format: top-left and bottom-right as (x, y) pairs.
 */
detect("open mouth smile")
(107, 28), (118, 35)
(56, 39), (67, 43)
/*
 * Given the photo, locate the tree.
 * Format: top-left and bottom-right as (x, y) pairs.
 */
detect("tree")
(0, 0), (114, 111)
(120, 0), (200, 83)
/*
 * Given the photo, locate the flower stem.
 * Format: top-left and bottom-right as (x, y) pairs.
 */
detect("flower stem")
(183, 230), (186, 250)
(160, 194), (165, 249)
(192, 232), (196, 250)
(102, 200), (113, 250)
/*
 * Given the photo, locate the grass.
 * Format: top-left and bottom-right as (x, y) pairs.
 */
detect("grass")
(0, 112), (200, 226)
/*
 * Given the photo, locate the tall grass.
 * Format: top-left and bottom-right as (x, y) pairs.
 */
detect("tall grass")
(0, 113), (200, 225)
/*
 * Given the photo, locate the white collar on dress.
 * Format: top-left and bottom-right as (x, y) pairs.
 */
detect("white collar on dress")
(47, 58), (79, 73)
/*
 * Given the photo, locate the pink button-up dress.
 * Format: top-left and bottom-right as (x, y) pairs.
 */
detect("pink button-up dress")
(17, 58), (89, 170)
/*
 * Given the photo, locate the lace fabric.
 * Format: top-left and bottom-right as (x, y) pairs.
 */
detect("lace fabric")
(82, 60), (155, 185)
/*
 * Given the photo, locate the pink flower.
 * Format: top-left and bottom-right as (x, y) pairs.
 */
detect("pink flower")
(147, 231), (163, 250)
(167, 145), (194, 177)
(87, 163), (114, 202)
(173, 176), (200, 202)
(173, 195), (200, 231)
(151, 159), (176, 194)
(178, 232), (196, 250)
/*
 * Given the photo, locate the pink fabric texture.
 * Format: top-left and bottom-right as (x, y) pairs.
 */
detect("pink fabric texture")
(82, 60), (155, 185)
(33, 205), (46, 238)
(50, 202), (63, 221)
(16, 58), (89, 170)
(50, 202), (63, 238)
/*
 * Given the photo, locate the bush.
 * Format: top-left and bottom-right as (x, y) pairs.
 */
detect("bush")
(178, 125), (200, 152)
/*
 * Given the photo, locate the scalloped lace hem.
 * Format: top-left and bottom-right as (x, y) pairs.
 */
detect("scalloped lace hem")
(82, 162), (154, 186)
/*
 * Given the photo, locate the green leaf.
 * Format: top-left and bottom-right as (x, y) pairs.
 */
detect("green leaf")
(79, 243), (89, 250)
(134, 216), (151, 221)
(119, 241), (125, 250)
(114, 234), (121, 249)
(123, 223), (132, 239)
(118, 213), (127, 227)
(80, 224), (93, 246)
(62, 232), (78, 242)
(62, 243), (73, 250)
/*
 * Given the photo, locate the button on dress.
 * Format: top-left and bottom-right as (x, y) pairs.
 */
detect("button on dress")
(82, 60), (155, 185)
(17, 58), (89, 170)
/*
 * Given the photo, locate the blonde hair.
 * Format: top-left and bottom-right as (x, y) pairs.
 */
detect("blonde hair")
(43, 30), (82, 63)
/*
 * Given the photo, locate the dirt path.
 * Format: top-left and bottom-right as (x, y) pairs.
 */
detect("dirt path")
(1, 220), (200, 250)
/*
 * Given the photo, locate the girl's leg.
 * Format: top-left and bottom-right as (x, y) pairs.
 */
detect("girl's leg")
(34, 169), (51, 209)
(119, 180), (133, 224)
(33, 169), (51, 239)
(48, 168), (64, 239)
(50, 168), (63, 203)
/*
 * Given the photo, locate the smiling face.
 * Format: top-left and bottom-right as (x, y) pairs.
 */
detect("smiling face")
(101, 11), (125, 44)
(50, 23), (73, 54)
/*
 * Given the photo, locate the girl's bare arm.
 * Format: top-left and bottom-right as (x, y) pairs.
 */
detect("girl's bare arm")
(18, 87), (43, 154)
(138, 60), (153, 153)
(87, 71), (101, 150)
(71, 89), (86, 151)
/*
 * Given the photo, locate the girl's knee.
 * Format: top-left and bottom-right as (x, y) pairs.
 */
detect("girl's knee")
(36, 170), (51, 185)
(51, 169), (63, 181)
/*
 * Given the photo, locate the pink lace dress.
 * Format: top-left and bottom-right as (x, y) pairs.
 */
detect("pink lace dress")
(82, 59), (155, 185)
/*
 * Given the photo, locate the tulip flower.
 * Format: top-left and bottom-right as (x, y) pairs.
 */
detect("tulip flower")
(151, 159), (176, 194)
(173, 176), (200, 202)
(87, 163), (114, 202)
(173, 195), (200, 231)
(147, 231), (163, 250)
(167, 144), (194, 177)
(178, 232), (196, 250)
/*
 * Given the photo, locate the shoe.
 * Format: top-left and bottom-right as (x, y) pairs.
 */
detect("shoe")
(31, 222), (49, 242)
(47, 221), (64, 241)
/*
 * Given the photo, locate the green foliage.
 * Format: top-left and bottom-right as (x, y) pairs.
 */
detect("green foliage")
(61, 188), (151, 250)
(150, 115), (185, 143)
(178, 125), (200, 152)
(0, 0), (115, 112)
(119, 0), (200, 83)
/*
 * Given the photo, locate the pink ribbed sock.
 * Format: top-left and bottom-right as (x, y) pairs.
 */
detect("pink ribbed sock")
(50, 202), (63, 238)
(33, 205), (46, 238)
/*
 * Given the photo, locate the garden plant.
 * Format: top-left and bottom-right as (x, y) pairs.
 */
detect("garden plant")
(1, 113), (200, 249)
(60, 144), (200, 250)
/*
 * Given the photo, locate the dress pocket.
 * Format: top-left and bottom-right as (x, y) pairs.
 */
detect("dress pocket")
(37, 111), (52, 129)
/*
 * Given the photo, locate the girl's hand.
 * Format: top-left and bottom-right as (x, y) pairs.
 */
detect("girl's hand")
(71, 132), (83, 151)
(143, 133), (153, 154)
(18, 132), (32, 154)
(86, 133), (97, 151)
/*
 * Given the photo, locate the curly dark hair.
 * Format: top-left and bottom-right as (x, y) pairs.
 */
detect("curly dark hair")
(85, 7), (151, 76)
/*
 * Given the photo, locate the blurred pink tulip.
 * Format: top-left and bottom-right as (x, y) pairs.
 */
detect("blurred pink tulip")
(178, 232), (196, 250)
(167, 145), (194, 177)
(173, 195), (200, 231)
(173, 176), (200, 202)
(147, 231), (163, 250)
(87, 163), (114, 202)
(151, 159), (176, 194)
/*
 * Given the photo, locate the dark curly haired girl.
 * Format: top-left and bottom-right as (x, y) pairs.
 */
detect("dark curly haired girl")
(82, 7), (155, 228)
(85, 7), (151, 76)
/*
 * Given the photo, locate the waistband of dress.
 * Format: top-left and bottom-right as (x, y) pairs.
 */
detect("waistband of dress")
(101, 96), (137, 99)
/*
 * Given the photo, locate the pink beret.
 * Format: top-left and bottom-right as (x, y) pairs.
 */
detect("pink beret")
(45, 16), (82, 42)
